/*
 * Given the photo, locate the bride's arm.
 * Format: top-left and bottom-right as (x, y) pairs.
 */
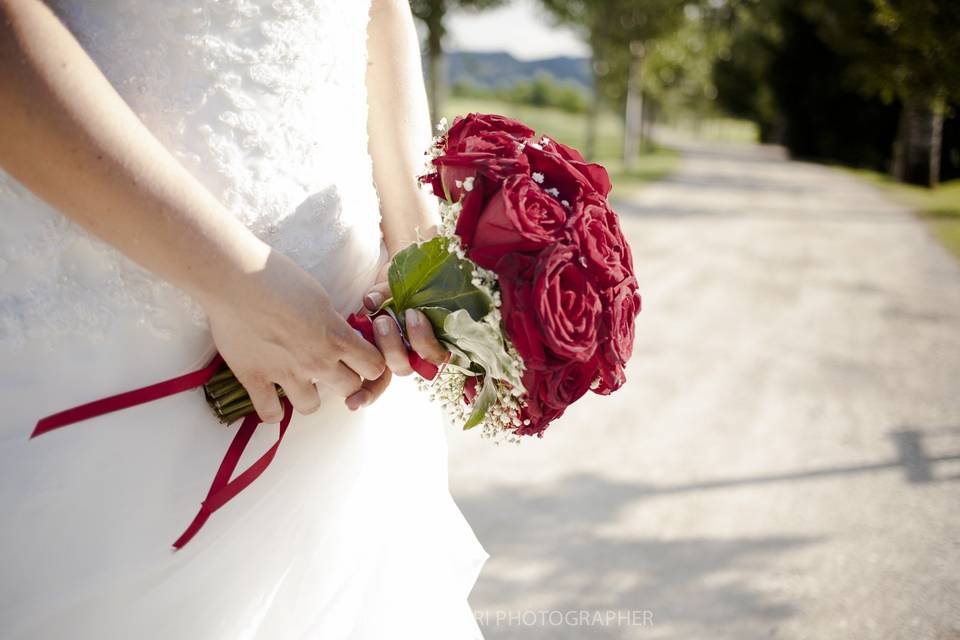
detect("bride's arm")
(366, 0), (440, 253)
(0, 0), (385, 418)
(365, 0), (449, 376)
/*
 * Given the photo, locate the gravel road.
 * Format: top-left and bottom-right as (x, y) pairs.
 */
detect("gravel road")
(447, 141), (960, 640)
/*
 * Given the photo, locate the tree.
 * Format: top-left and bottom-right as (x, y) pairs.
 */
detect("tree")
(410, 0), (509, 122)
(802, 0), (960, 186)
(711, 0), (783, 142)
(538, 0), (685, 166)
(642, 4), (731, 136)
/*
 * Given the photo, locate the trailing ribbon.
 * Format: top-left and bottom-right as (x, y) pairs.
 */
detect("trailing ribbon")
(172, 396), (293, 549)
(31, 353), (295, 549)
(32, 312), (436, 550)
(31, 354), (226, 439)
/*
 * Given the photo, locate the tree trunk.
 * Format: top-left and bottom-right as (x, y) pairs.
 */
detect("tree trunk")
(622, 42), (645, 171)
(426, 23), (445, 124)
(585, 12), (613, 163)
(640, 97), (654, 147)
(893, 98), (944, 187)
(930, 107), (943, 188)
(585, 60), (600, 161)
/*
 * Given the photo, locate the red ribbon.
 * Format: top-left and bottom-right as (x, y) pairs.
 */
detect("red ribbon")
(31, 353), (296, 549)
(31, 311), (436, 550)
(172, 396), (293, 549)
(31, 354), (226, 439)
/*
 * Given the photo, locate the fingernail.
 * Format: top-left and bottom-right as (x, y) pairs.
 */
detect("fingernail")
(346, 392), (367, 411)
(364, 292), (384, 310)
(375, 316), (392, 336)
(405, 308), (420, 327)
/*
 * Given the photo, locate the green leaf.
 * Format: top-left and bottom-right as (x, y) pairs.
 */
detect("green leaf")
(444, 342), (490, 376)
(418, 306), (452, 340)
(463, 375), (498, 430)
(442, 309), (522, 389)
(388, 237), (492, 326)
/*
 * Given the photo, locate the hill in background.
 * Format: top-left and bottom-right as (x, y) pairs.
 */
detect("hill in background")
(447, 51), (591, 91)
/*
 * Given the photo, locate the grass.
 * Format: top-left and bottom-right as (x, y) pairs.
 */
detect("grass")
(845, 167), (960, 261)
(662, 116), (760, 144)
(442, 98), (679, 198)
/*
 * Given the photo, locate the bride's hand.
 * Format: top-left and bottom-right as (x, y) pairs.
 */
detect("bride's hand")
(359, 261), (450, 384)
(203, 250), (386, 422)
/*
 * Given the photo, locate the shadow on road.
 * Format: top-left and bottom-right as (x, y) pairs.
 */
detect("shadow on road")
(639, 429), (960, 494)
(462, 428), (959, 638)
(462, 473), (815, 639)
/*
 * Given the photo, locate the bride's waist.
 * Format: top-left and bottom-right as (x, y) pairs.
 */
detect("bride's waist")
(0, 179), (385, 356)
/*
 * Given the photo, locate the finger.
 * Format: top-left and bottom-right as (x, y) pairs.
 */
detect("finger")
(373, 314), (414, 376)
(339, 326), (387, 381)
(279, 377), (322, 415)
(405, 308), (449, 365)
(363, 282), (391, 312)
(363, 367), (392, 404)
(317, 361), (364, 398)
(346, 368), (392, 410)
(239, 375), (283, 424)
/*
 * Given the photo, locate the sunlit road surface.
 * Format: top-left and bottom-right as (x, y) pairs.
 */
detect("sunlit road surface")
(446, 140), (960, 640)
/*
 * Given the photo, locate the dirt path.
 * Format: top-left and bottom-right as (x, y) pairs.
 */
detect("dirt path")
(448, 141), (960, 639)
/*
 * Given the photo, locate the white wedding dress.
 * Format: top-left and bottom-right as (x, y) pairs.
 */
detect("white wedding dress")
(0, 1), (486, 638)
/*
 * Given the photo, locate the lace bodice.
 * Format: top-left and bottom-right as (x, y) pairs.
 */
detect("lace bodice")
(0, 0), (382, 347)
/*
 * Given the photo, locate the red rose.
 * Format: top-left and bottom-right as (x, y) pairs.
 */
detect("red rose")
(571, 192), (633, 285)
(606, 276), (641, 364)
(453, 177), (490, 246)
(530, 359), (596, 409)
(593, 277), (641, 395)
(545, 139), (612, 197)
(515, 376), (565, 436)
(464, 174), (573, 269)
(498, 245), (602, 367)
(496, 253), (549, 369)
(515, 400), (563, 437)
(548, 139), (586, 162)
(457, 129), (526, 156)
(432, 114), (534, 201)
(523, 141), (612, 203)
(446, 113), (535, 150)
(515, 359), (596, 436)
(594, 359), (625, 396)
(434, 152), (529, 203)
(530, 243), (601, 363)
(422, 114), (533, 202)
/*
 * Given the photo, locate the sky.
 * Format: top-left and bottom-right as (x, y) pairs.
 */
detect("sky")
(446, 0), (590, 60)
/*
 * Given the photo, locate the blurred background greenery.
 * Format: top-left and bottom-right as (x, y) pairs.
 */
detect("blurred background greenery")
(410, 0), (960, 257)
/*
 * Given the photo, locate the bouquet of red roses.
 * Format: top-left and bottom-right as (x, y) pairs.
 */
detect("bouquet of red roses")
(346, 113), (641, 438)
(33, 113), (641, 547)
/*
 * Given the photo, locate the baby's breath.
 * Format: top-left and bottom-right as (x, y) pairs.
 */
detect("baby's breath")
(410, 116), (531, 444)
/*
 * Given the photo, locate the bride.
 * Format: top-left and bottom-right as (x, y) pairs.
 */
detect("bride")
(0, 0), (486, 637)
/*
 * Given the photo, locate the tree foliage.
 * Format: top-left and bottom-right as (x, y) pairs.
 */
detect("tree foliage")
(410, 0), (510, 41)
(411, 0), (510, 119)
(539, 0), (687, 109)
(713, 0), (960, 184)
(804, 0), (960, 107)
